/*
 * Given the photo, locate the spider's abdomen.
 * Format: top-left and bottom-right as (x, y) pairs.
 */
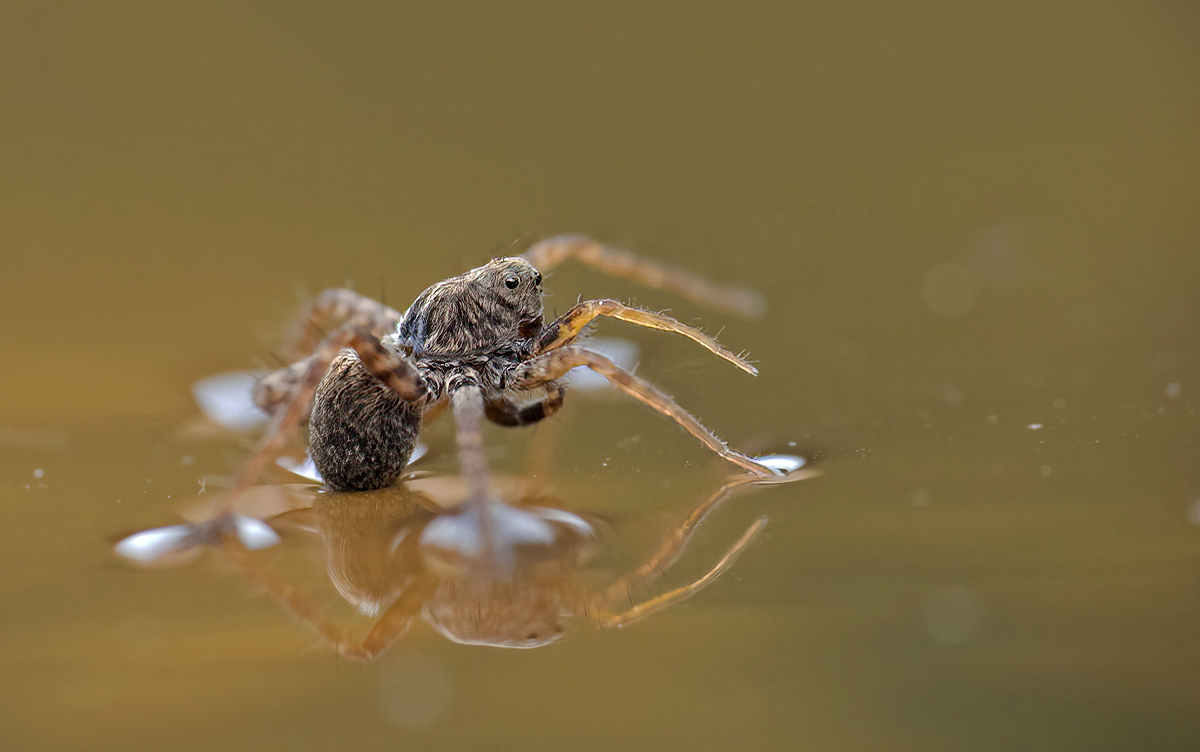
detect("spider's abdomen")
(310, 352), (423, 492)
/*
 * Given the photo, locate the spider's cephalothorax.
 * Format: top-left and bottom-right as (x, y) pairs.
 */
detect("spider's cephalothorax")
(251, 236), (784, 499)
(391, 257), (555, 417)
(397, 257), (545, 358)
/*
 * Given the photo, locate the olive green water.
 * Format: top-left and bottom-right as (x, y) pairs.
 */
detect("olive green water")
(2, 3), (1198, 750)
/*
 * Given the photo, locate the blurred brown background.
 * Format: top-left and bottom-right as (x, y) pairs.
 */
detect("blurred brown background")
(1, 3), (1197, 751)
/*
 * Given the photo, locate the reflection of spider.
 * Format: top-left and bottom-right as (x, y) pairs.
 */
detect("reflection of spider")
(226, 236), (791, 533)
(199, 467), (816, 659)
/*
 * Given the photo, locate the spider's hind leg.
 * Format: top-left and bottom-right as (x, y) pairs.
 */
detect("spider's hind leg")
(283, 288), (404, 362)
(255, 289), (407, 417)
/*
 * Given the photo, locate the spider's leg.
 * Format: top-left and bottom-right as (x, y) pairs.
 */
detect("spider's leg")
(513, 347), (778, 476)
(449, 385), (501, 565)
(253, 355), (316, 417)
(536, 299), (757, 375)
(255, 289), (406, 415)
(283, 288), (404, 361)
(522, 235), (765, 318)
(483, 381), (565, 427)
(591, 516), (768, 628)
(220, 538), (435, 662)
(223, 326), (425, 510)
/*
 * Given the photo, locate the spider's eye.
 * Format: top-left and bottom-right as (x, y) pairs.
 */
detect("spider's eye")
(504, 275), (519, 290)
(534, 271), (543, 286)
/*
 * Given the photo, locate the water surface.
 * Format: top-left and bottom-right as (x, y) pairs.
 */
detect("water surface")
(1, 3), (1197, 750)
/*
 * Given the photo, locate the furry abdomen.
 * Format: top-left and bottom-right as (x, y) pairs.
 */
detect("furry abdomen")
(310, 353), (423, 492)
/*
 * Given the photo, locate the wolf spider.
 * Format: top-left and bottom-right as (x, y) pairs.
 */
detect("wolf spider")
(214, 236), (788, 560)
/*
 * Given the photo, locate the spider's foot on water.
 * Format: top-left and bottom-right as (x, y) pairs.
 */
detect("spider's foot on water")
(114, 513), (281, 566)
(754, 454), (806, 474)
(733, 453), (819, 484)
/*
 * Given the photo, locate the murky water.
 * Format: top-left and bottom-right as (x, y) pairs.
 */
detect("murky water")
(2, 3), (1198, 751)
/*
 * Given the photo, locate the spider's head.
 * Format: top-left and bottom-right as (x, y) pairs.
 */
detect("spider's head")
(400, 257), (545, 355)
(471, 256), (545, 330)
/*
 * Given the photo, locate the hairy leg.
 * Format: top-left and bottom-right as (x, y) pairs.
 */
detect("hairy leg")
(522, 235), (765, 317)
(536, 298), (757, 375)
(283, 288), (404, 362)
(255, 289), (406, 416)
(514, 346), (780, 476)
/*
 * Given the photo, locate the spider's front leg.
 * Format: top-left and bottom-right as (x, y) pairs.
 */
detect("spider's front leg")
(536, 299), (757, 374)
(522, 235), (765, 317)
(513, 346), (780, 476)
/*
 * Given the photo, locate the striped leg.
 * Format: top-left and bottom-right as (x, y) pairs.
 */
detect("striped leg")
(283, 288), (404, 362)
(255, 289), (406, 416)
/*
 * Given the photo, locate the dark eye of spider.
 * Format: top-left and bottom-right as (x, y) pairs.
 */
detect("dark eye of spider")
(504, 275), (519, 289)
(534, 271), (542, 285)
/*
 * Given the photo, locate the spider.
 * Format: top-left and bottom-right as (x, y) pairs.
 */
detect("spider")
(241, 237), (785, 484)
(204, 236), (795, 564)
